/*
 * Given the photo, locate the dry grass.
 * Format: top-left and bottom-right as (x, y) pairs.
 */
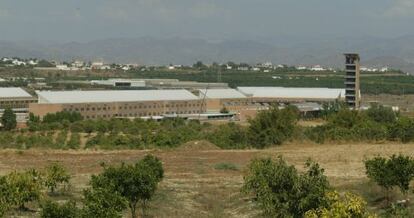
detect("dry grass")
(1, 142), (414, 217)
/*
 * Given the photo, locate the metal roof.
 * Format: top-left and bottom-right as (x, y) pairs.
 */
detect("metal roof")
(0, 87), (32, 98)
(36, 89), (199, 104)
(198, 89), (246, 99)
(237, 87), (345, 99)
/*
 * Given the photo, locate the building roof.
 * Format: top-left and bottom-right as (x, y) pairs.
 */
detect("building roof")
(198, 89), (246, 99)
(36, 89), (199, 104)
(0, 87), (32, 98)
(237, 87), (345, 100)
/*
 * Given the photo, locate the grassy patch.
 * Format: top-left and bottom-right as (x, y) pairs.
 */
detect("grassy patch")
(214, 162), (239, 171)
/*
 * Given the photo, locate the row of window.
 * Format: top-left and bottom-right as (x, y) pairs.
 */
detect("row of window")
(0, 100), (36, 104)
(64, 103), (204, 112)
(83, 110), (202, 119)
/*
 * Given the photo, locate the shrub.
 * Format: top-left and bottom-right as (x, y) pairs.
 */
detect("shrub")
(214, 162), (239, 171)
(305, 191), (376, 218)
(248, 106), (299, 148)
(6, 169), (43, 210)
(90, 155), (164, 218)
(67, 133), (81, 149)
(44, 163), (71, 194)
(365, 154), (414, 204)
(1, 108), (17, 131)
(207, 122), (248, 149)
(40, 200), (80, 218)
(243, 157), (330, 217)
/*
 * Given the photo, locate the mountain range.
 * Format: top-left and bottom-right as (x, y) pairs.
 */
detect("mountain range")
(1, 36), (414, 73)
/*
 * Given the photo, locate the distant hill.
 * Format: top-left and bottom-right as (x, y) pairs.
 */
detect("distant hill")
(1, 36), (414, 73)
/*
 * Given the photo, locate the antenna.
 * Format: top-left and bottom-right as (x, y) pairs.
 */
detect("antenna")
(198, 83), (210, 120)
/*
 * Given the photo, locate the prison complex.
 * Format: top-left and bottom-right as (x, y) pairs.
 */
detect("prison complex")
(26, 87), (345, 121)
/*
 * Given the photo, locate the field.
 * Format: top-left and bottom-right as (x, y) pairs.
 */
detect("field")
(1, 142), (414, 217)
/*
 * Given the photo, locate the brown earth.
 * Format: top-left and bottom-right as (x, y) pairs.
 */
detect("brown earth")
(1, 142), (414, 217)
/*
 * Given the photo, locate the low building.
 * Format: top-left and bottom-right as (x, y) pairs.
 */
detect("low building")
(0, 87), (37, 124)
(198, 89), (250, 112)
(30, 89), (205, 119)
(237, 87), (345, 103)
(0, 87), (36, 110)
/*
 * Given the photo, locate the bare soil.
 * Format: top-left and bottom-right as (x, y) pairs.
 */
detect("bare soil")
(1, 142), (414, 217)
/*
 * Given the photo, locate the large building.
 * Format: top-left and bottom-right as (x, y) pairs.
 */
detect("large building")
(0, 87), (37, 124)
(344, 53), (361, 109)
(28, 86), (346, 121)
(0, 87), (36, 110)
(30, 89), (205, 119)
(237, 87), (345, 102)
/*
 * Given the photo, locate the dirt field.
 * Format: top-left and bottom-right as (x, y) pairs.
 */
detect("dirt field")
(1, 142), (414, 217)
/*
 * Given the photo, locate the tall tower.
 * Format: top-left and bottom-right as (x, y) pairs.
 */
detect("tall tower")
(344, 53), (361, 109)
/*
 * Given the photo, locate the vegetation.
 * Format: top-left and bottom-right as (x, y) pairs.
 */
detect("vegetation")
(1, 108), (16, 131)
(90, 155), (164, 218)
(365, 155), (414, 204)
(214, 162), (239, 171)
(40, 200), (80, 218)
(305, 191), (375, 218)
(248, 106), (299, 148)
(242, 157), (330, 217)
(44, 163), (71, 194)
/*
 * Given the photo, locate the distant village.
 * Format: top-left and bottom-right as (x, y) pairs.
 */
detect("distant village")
(0, 57), (391, 73)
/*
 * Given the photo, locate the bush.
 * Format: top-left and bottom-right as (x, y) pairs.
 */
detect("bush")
(365, 154), (414, 204)
(67, 133), (81, 149)
(207, 122), (248, 149)
(388, 117), (414, 143)
(43, 111), (83, 123)
(214, 162), (239, 171)
(248, 106), (299, 148)
(243, 157), (330, 217)
(6, 169), (43, 210)
(305, 191), (375, 218)
(90, 155), (164, 218)
(44, 163), (71, 194)
(40, 200), (80, 218)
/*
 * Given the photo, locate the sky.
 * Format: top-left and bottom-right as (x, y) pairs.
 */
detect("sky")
(0, 0), (414, 42)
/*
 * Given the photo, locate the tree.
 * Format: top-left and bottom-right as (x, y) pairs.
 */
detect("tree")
(90, 155), (164, 218)
(81, 188), (127, 218)
(248, 106), (299, 148)
(40, 200), (80, 218)
(365, 155), (414, 204)
(1, 108), (17, 131)
(305, 191), (376, 218)
(365, 103), (397, 124)
(0, 176), (13, 217)
(6, 169), (43, 210)
(243, 157), (330, 217)
(44, 163), (71, 194)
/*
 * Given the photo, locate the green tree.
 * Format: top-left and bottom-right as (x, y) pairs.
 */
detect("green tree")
(305, 191), (376, 218)
(248, 106), (299, 148)
(44, 163), (71, 194)
(40, 200), (80, 218)
(365, 154), (414, 204)
(0, 176), (13, 217)
(81, 188), (127, 218)
(90, 155), (164, 218)
(243, 157), (330, 217)
(365, 103), (397, 124)
(6, 169), (43, 210)
(1, 108), (17, 131)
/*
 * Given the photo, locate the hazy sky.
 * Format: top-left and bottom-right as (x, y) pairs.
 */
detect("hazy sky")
(1, 0), (414, 42)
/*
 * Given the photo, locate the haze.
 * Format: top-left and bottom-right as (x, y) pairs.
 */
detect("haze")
(1, 0), (414, 42)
